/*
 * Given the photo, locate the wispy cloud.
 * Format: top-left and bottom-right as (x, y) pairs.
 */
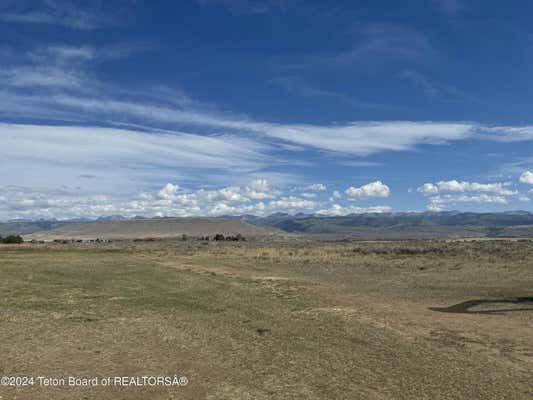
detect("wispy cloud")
(337, 160), (383, 167)
(334, 22), (432, 65)
(0, 0), (131, 30)
(0, 123), (272, 194)
(4, 36), (531, 162)
(399, 69), (483, 104)
(276, 21), (434, 73)
(196, 0), (288, 14)
(8, 81), (533, 158)
(478, 126), (533, 142)
(270, 76), (387, 109)
(0, 41), (150, 93)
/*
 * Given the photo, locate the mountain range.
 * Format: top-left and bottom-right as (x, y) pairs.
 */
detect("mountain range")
(3, 211), (533, 239)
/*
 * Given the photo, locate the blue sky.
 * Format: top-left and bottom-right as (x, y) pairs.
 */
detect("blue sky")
(2, 0), (533, 219)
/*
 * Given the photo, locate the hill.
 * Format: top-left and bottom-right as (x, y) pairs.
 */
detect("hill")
(244, 211), (533, 238)
(24, 217), (278, 241)
(0, 220), (70, 236)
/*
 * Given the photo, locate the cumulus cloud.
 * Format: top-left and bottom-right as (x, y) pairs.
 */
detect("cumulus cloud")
(428, 194), (508, 210)
(418, 179), (521, 210)
(417, 180), (517, 196)
(417, 183), (439, 195)
(0, 178), (399, 220)
(519, 171), (533, 185)
(307, 183), (326, 191)
(244, 179), (277, 199)
(0, 180), (326, 220)
(345, 181), (390, 199)
(267, 196), (316, 211)
(157, 183), (179, 200)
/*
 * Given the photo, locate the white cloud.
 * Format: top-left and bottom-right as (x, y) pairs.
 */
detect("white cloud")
(0, 123), (266, 171)
(417, 183), (439, 195)
(307, 183), (326, 191)
(0, 85), (484, 156)
(427, 203), (442, 212)
(198, 187), (245, 202)
(5, 38), (533, 166)
(267, 196), (316, 211)
(157, 183), (179, 200)
(345, 181), (390, 199)
(316, 204), (391, 216)
(7, 70), (533, 159)
(244, 179), (277, 199)
(0, 66), (85, 89)
(419, 179), (521, 210)
(0, 1), (124, 30)
(0, 179), (330, 220)
(427, 194), (508, 211)
(259, 121), (474, 156)
(417, 180), (517, 196)
(0, 123), (271, 193)
(519, 171), (533, 185)
(479, 126), (533, 142)
(46, 45), (96, 60)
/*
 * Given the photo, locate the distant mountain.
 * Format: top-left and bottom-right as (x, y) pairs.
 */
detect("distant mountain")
(0, 215), (132, 236)
(96, 215), (128, 221)
(3, 212), (533, 239)
(243, 211), (533, 238)
(0, 220), (70, 236)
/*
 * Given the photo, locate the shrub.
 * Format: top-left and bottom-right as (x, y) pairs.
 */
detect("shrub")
(2, 235), (24, 244)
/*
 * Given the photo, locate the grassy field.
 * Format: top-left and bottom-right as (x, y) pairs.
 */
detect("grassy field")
(1, 238), (533, 399)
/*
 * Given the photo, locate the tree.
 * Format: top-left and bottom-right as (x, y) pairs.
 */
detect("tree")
(2, 235), (23, 244)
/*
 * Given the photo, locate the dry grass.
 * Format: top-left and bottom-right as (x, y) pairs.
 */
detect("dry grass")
(1, 239), (533, 399)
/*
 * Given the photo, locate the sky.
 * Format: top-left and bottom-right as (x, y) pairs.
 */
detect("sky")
(2, 0), (533, 220)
